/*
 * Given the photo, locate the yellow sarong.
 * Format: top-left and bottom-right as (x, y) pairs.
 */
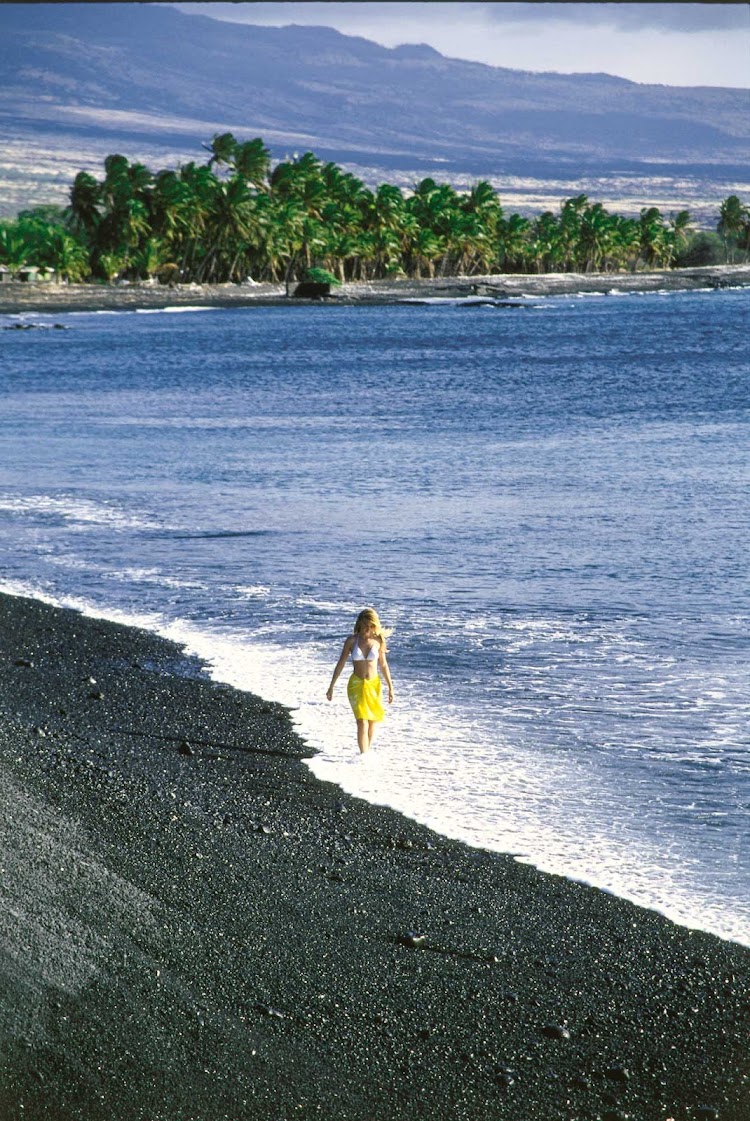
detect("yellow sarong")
(347, 674), (385, 722)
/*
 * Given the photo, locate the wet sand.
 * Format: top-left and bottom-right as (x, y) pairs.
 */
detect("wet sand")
(0, 263), (749, 316)
(0, 590), (748, 1120)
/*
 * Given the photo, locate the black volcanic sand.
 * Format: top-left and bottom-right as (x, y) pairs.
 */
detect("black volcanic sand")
(0, 264), (749, 317)
(0, 592), (748, 1121)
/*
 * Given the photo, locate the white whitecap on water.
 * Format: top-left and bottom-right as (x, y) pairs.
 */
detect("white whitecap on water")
(134, 306), (216, 314)
(235, 584), (272, 599)
(109, 567), (208, 591)
(294, 594), (363, 615)
(0, 493), (161, 531)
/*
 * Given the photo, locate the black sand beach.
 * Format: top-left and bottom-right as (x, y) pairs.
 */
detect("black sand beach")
(0, 590), (748, 1121)
(0, 264), (749, 316)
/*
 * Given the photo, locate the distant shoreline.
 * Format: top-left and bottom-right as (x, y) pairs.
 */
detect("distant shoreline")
(1, 263), (749, 316)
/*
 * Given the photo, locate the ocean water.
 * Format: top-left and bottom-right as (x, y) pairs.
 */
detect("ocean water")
(1, 287), (748, 946)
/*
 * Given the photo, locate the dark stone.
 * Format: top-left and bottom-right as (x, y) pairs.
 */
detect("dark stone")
(89, 690), (104, 700)
(602, 1111), (629, 1121)
(541, 1022), (571, 1041)
(14, 658), (33, 667)
(178, 741), (195, 756)
(606, 1065), (631, 1082)
(695, 1109), (719, 1121)
(397, 932), (428, 949)
(292, 281), (331, 299)
(256, 1004), (285, 1019)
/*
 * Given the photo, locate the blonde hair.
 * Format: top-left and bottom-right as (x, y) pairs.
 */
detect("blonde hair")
(353, 608), (392, 652)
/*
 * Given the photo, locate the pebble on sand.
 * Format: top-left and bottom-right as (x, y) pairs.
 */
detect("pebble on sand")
(397, 932), (429, 949)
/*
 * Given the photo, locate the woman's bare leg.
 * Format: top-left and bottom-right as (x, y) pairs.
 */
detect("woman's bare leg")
(356, 720), (370, 754)
(367, 721), (377, 749)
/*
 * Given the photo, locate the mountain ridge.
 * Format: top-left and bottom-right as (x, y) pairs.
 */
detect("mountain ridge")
(0, 3), (747, 220)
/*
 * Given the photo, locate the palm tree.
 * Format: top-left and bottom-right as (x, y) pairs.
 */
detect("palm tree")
(636, 207), (668, 267)
(459, 181), (503, 275)
(231, 138), (271, 189)
(0, 222), (30, 274)
(665, 210), (692, 267)
(92, 155), (154, 275)
(176, 162), (217, 279)
(360, 183), (410, 279)
(98, 252), (128, 281)
(204, 132), (238, 171)
(578, 203), (617, 272)
(67, 171), (102, 242)
(407, 178), (462, 275)
(529, 211), (561, 274)
(496, 213), (531, 273)
(409, 226), (443, 278)
(151, 169), (190, 244)
(132, 236), (172, 282)
(609, 215), (640, 272)
(558, 194), (588, 271)
(198, 174), (260, 283)
(270, 153), (334, 283)
(718, 195), (749, 263)
(44, 228), (90, 282)
(260, 194), (306, 290)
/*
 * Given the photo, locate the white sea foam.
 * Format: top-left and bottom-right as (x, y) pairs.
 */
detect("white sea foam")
(234, 584), (272, 599)
(1, 577), (747, 948)
(135, 306), (216, 314)
(0, 494), (161, 531)
(110, 566), (208, 591)
(68, 310), (120, 316)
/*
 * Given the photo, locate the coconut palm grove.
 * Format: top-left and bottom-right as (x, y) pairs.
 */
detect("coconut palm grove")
(2, 133), (749, 286)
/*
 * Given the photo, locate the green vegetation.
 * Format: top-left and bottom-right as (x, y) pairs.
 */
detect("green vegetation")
(303, 267), (341, 287)
(1, 134), (749, 285)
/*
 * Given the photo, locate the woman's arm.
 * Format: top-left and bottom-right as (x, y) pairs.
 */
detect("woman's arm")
(379, 647), (394, 703)
(326, 637), (353, 700)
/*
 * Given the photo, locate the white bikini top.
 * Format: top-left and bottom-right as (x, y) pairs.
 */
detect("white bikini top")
(351, 639), (379, 663)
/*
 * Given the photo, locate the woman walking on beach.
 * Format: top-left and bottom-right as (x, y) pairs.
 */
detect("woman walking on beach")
(326, 608), (394, 753)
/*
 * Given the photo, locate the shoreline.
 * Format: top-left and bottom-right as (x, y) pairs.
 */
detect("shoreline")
(1, 589), (748, 1120)
(0, 263), (749, 316)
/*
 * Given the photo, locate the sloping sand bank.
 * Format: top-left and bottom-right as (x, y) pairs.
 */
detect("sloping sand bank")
(0, 591), (748, 1120)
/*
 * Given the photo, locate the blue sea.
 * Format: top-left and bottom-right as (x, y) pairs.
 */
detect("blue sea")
(1, 286), (748, 946)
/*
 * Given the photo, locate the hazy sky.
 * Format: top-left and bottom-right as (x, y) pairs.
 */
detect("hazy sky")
(172, 2), (750, 88)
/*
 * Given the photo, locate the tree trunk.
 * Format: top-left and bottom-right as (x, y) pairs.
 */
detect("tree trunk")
(284, 254), (297, 297)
